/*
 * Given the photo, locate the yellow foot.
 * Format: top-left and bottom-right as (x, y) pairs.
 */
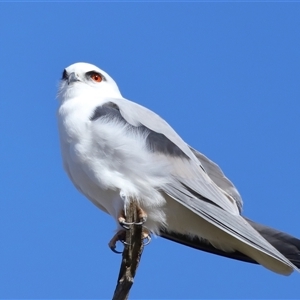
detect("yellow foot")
(118, 207), (147, 229)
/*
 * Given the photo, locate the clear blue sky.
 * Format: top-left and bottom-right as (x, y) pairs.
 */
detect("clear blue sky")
(1, 2), (300, 299)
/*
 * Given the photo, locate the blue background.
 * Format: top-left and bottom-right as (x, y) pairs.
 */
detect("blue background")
(1, 2), (300, 299)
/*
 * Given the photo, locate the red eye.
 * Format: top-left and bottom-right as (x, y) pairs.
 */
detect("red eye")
(90, 73), (102, 82)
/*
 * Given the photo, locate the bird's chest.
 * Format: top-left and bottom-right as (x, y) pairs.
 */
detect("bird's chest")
(59, 115), (105, 182)
(58, 112), (125, 217)
(60, 108), (139, 193)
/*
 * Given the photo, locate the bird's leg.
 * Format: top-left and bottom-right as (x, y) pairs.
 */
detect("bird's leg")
(108, 230), (126, 254)
(109, 193), (150, 253)
(109, 227), (152, 253)
(109, 205), (151, 254)
(118, 192), (148, 229)
(118, 206), (147, 229)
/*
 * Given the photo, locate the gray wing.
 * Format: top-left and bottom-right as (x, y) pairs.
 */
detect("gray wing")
(189, 147), (243, 212)
(104, 98), (243, 211)
(110, 98), (240, 214)
(91, 99), (297, 269)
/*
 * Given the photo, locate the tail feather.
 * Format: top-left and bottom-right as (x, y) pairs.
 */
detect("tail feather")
(160, 218), (300, 270)
(245, 217), (300, 268)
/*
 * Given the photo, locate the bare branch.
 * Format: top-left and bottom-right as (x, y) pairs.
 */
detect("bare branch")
(112, 200), (144, 300)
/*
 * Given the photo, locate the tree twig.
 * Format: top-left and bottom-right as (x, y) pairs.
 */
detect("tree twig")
(112, 200), (144, 300)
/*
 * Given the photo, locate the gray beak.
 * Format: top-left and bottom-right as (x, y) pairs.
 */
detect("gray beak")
(68, 72), (81, 85)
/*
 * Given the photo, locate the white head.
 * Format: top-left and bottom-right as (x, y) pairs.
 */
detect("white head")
(57, 62), (122, 103)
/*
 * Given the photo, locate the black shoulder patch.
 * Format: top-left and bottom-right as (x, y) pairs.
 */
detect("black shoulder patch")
(146, 131), (188, 158)
(90, 102), (188, 159)
(90, 102), (122, 121)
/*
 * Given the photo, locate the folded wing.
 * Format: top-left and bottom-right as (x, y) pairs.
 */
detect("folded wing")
(92, 98), (298, 274)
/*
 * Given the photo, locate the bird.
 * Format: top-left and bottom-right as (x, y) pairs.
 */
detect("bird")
(57, 62), (300, 276)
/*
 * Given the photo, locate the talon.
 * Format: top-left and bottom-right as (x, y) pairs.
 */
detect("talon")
(108, 230), (126, 254)
(119, 219), (135, 229)
(143, 235), (151, 246)
(118, 207), (148, 228)
(121, 240), (131, 246)
(118, 211), (131, 229)
(131, 214), (147, 226)
(142, 230), (152, 246)
(110, 247), (123, 254)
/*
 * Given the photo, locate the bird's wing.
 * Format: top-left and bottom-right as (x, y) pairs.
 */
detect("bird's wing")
(100, 98), (239, 214)
(189, 147), (243, 211)
(90, 98), (297, 270)
(113, 97), (243, 211)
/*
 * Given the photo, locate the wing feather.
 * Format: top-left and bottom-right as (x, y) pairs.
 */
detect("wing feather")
(164, 183), (297, 269)
(111, 98), (240, 214)
(92, 98), (298, 272)
(190, 147), (243, 211)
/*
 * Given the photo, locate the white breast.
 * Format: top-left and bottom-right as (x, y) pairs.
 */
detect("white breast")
(57, 96), (170, 232)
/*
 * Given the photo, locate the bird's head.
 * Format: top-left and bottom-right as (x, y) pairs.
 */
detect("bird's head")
(57, 62), (122, 103)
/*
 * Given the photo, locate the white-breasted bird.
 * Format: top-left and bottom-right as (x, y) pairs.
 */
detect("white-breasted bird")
(57, 62), (300, 275)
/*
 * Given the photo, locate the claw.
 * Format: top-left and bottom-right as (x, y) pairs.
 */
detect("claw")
(118, 219), (135, 229)
(118, 231), (151, 247)
(122, 240), (130, 246)
(118, 207), (147, 229)
(132, 215), (147, 226)
(108, 230), (126, 254)
(142, 230), (152, 246)
(110, 247), (123, 254)
(111, 206), (150, 251)
(143, 234), (152, 246)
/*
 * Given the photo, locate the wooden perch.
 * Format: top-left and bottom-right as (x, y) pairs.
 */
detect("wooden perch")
(112, 200), (144, 300)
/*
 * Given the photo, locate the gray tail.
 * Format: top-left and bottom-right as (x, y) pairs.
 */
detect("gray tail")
(160, 217), (300, 268)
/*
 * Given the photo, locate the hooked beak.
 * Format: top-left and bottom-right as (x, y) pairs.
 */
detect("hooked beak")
(68, 72), (81, 85)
